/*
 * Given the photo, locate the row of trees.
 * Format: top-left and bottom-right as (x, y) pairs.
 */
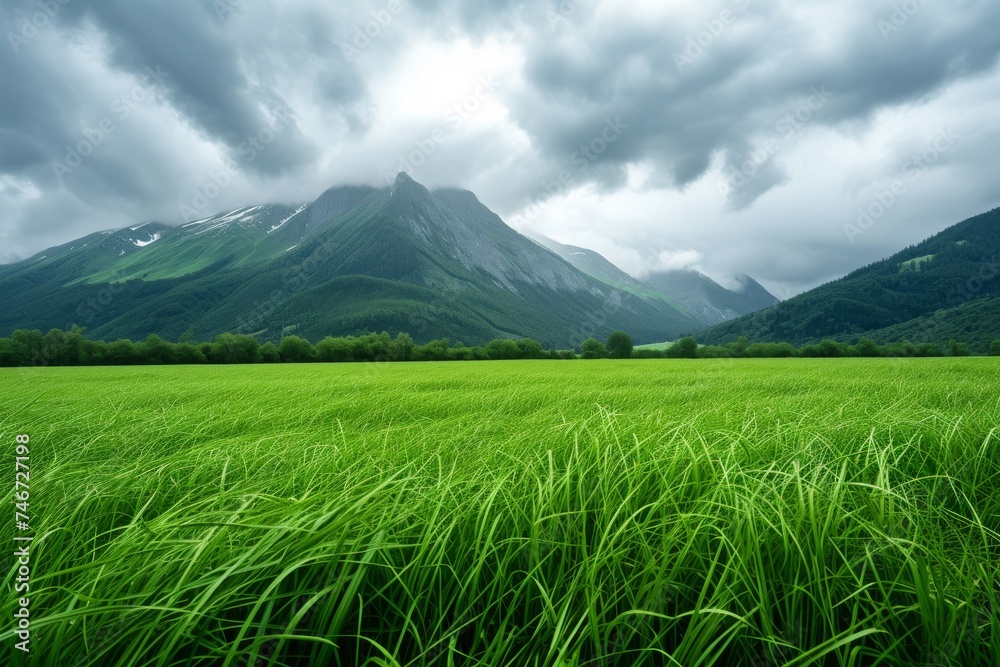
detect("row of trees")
(625, 336), (1000, 359)
(1, 327), (997, 368)
(0, 328), (581, 368)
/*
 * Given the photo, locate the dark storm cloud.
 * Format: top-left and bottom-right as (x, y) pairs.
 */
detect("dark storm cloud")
(501, 0), (1000, 211)
(1, 0), (999, 295)
(0, 0), (376, 187)
(48, 0), (322, 176)
(0, 33), (80, 176)
(0, 0), (373, 260)
(234, 2), (373, 134)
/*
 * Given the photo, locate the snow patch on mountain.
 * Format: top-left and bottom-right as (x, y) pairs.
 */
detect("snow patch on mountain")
(134, 233), (162, 247)
(269, 204), (308, 233)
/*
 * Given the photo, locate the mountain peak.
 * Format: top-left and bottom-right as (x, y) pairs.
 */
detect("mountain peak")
(389, 171), (434, 204)
(0, 175), (711, 346)
(393, 172), (414, 190)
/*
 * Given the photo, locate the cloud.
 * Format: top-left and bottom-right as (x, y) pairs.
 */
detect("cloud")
(496, 0), (1000, 209)
(1, 0), (999, 295)
(649, 249), (703, 273)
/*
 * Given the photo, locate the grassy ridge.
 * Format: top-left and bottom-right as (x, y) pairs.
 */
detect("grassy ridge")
(634, 342), (674, 351)
(697, 207), (1000, 351)
(2, 360), (999, 665)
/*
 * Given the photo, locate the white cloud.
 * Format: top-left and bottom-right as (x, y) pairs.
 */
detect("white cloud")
(1, 0), (999, 297)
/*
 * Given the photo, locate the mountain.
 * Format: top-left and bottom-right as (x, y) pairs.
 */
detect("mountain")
(530, 233), (778, 327)
(526, 234), (689, 304)
(698, 207), (1000, 352)
(0, 173), (705, 348)
(641, 270), (780, 326)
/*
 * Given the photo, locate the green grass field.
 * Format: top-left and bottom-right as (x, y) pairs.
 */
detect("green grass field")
(2, 359), (999, 665)
(633, 342), (673, 351)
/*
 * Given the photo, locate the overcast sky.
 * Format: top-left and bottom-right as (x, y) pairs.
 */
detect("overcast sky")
(2, 0), (999, 297)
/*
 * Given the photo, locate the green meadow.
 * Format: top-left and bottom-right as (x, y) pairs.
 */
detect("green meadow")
(2, 359), (998, 665)
(632, 342), (674, 352)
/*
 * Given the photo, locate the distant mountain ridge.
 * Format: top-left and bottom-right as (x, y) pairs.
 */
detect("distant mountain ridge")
(526, 234), (687, 304)
(0, 173), (724, 348)
(698, 207), (1000, 352)
(641, 270), (779, 326)
(530, 234), (779, 327)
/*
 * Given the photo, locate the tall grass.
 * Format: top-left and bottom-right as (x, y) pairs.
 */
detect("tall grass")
(1, 359), (998, 665)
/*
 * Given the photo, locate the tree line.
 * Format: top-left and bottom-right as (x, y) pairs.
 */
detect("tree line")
(628, 336), (1000, 359)
(1, 327), (998, 368)
(0, 327), (577, 368)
